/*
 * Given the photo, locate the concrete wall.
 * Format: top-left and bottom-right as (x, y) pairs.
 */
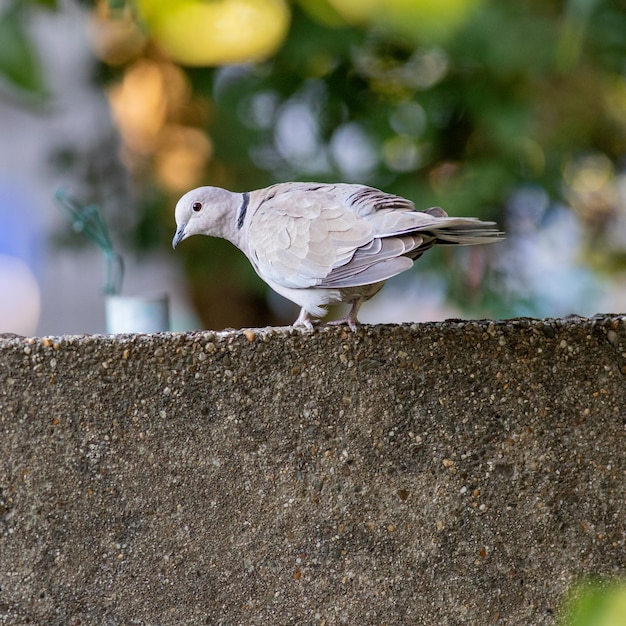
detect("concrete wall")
(1, 316), (625, 625)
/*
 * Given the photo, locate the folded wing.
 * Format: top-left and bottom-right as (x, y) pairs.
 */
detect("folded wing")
(247, 183), (502, 290)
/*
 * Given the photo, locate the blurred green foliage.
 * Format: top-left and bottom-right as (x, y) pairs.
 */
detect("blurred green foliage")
(2, 0), (626, 326)
(560, 581), (626, 626)
(0, 0), (55, 103)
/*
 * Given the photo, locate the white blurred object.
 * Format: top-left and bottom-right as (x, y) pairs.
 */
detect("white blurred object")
(0, 254), (41, 335)
(105, 294), (170, 333)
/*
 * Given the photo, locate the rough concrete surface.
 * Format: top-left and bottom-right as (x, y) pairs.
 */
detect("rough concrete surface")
(0, 316), (625, 625)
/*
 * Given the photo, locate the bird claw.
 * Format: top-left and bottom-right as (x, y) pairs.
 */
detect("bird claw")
(293, 309), (316, 330)
(326, 301), (361, 332)
(327, 317), (359, 332)
(293, 319), (314, 330)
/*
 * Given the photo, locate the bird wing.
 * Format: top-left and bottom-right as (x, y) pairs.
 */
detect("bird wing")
(247, 183), (374, 289)
(246, 183), (501, 290)
(247, 183), (429, 289)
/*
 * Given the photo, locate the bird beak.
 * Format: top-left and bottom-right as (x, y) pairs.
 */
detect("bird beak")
(172, 224), (186, 249)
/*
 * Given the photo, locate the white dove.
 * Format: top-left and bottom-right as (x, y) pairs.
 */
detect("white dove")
(172, 182), (503, 329)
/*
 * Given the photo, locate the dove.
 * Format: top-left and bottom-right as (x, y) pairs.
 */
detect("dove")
(172, 182), (503, 329)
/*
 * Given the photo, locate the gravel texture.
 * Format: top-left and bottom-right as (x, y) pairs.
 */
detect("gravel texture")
(1, 316), (625, 625)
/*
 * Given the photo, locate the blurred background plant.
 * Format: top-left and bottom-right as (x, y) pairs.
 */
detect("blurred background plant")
(55, 188), (124, 294)
(559, 580), (626, 626)
(1, 0), (625, 332)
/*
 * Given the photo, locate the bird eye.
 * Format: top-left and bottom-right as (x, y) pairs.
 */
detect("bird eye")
(192, 201), (203, 212)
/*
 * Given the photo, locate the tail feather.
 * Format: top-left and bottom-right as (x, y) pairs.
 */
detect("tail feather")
(428, 217), (504, 245)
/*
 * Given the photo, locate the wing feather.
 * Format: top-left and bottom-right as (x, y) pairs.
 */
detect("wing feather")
(318, 235), (426, 287)
(247, 185), (374, 289)
(321, 257), (414, 288)
(246, 182), (502, 290)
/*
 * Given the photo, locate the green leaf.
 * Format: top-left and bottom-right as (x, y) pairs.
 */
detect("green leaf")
(0, 3), (48, 101)
(561, 582), (626, 626)
(31, 0), (58, 9)
(107, 0), (128, 10)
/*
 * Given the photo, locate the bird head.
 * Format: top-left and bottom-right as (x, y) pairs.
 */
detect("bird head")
(172, 186), (240, 249)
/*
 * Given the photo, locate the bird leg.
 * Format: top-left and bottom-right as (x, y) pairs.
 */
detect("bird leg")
(327, 299), (363, 331)
(293, 308), (315, 329)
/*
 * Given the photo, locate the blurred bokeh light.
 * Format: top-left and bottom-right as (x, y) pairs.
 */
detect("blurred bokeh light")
(0, 254), (41, 335)
(136, 0), (291, 66)
(0, 181), (43, 335)
(107, 57), (212, 191)
(328, 0), (483, 43)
